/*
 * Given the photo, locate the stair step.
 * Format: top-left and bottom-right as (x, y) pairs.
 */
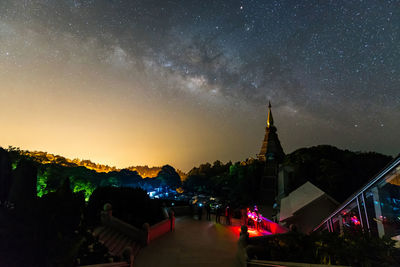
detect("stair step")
(98, 227), (112, 240)
(108, 233), (125, 252)
(131, 242), (140, 256)
(111, 236), (130, 256)
(99, 228), (117, 243)
(93, 226), (106, 237)
(104, 231), (122, 248)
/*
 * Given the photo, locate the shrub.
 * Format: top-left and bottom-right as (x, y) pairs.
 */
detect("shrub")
(87, 186), (164, 228)
(247, 230), (400, 266)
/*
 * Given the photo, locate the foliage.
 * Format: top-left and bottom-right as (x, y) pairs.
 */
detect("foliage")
(184, 159), (265, 205)
(76, 228), (116, 265)
(0, 175), (87, 266)
(3, 146), (183, 201)
(5, 147), (187, 182)
(3, 145), (394, 207)
(247, 230), (400, 266)
(157, 165), (182, 189)
(183, 146), (392, 205)
(284, 145), (393, 202)
(183, 160), (231, 194)
(0, 149), (172, 266)
(87, 186), (165, 228)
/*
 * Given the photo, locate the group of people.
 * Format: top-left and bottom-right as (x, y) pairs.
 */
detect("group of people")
(196, 202), (234, 225)
(216, 204), (233, 225)
(194, 203), (266, 231)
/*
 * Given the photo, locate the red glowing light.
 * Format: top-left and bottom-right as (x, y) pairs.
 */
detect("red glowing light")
(351, 216), (361, 225)
(230, 225), (269, 237)
(244, 206), (288, 235)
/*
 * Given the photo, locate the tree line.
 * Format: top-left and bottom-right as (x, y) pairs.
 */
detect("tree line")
(5, 146), (182, 201)
(183, 145), (393, 204)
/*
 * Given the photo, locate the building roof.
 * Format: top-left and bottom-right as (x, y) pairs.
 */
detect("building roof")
(279, 181), (335, 221)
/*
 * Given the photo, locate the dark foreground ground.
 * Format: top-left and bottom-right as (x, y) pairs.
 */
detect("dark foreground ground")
(135, 216), (242, 267)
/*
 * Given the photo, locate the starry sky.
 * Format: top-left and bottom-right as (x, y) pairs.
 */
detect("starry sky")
(0, 0), (399, 171)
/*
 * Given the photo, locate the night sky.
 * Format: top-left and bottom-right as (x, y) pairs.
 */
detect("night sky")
(0, 0), (399, 171)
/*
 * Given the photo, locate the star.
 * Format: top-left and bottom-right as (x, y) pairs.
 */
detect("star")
(0, 0), (398, 169)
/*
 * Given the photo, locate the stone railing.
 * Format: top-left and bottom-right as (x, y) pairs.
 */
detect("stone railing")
(101, 204), (148, 246)
(93, 203), (175, 267)
(147, 211), (175, 243)
(101, 203), (175, 246)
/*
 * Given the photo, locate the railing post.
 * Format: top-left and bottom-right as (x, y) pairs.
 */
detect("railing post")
(142, 223), (150, 245)
(170, 210), (175, 231)
(101, 203), (113, 224)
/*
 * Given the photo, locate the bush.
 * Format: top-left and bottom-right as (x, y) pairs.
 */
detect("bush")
(75, 229), (116, 266)
(87, 187), (164, 228)
(247, 230), (400, 266)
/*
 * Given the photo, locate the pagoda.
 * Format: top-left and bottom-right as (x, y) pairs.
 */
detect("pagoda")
(257, 102), (284, 162)
(257, 102), (285, 206)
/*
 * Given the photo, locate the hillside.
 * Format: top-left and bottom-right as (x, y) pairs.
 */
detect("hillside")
(7, 147), (186, 180)
(183, 145), (393, 204)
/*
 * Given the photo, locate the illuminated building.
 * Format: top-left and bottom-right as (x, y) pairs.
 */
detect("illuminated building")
(315, 156), (400, 242)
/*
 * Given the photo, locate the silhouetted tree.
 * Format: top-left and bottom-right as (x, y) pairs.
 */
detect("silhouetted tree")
(8, 158), (37, 213)
(157, 165), (182, 190)
(0, 147), (12, 204)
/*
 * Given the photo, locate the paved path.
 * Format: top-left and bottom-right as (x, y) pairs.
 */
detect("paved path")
(134, 216), (242, 267)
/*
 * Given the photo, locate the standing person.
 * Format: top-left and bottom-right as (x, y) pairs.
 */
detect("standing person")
(228, 205), (233, 225)
(245, 207), (250, 226)
(240, 206), (247, 226)
(215, 204), (221, 223)
(225, 205), (231, 225)
(206, 203), (211, 221)
(197, 203), (203, 220)
(161, 202), (169, 219)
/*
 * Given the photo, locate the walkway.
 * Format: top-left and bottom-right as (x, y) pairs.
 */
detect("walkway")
(134, 216), (243, 267)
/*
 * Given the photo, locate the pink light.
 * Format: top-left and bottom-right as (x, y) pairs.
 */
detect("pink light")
(247, 211), (258, 221)
(230, 226), (269, 237)
(245, 206), (288, 235)
(351, 216), (361, 225)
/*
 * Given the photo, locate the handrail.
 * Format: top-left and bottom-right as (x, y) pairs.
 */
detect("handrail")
(148, 213), (175, 242)
(101, 211), (148, 245)
(101, 204), (175, 245)
(313, 156), (400, 232)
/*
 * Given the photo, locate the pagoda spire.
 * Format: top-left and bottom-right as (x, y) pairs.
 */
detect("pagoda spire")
(267, 101), (274, 128)
(257, 101), (284, 162)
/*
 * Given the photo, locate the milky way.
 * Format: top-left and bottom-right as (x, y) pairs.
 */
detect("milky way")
(0, 0), (399, 170)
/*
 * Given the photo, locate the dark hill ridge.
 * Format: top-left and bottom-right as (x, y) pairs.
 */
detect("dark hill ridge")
(3, 146), (184, 200)
(283, 145), (393, 202)
(183, 145), (393, 204)
(3, 145), (393, 204)
(5, 146), (187, 180)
